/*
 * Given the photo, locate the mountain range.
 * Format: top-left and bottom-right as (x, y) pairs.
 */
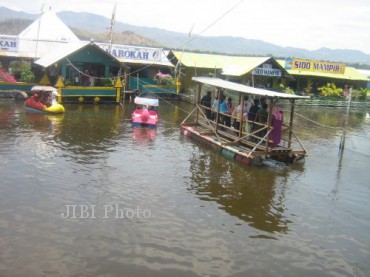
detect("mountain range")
(1, 7), (370, 65)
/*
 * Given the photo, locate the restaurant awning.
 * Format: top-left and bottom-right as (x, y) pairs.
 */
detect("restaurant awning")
(169, 51), (288, 77)
(34, 41), (90, 67)
(169, 51), (230, 69)
(34, 41), (123, 68)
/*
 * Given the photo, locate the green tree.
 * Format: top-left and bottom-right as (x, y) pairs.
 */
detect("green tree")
(317, 83), (342, 98)
(9, 61), (35, 83)
(279, 83), (295, 94)
(352, 88), (368, 100)
(303, 79), (313, 95)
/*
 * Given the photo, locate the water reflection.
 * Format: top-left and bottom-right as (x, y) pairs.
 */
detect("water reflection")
(187, 147), (304, 234)
(25, 113), (64, 135)
(54, 105), (124, 164)
(293, 106), (369, 139)
(0, 99), (18, 129)
(132, 127), (157, 143)
(1, 99), (370, 276)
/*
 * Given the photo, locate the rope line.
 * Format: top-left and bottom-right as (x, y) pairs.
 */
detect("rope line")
(66, 58), (121, 80)
(294, 112), (342, 130)
(131, 78), (191, 114)
(185, 0), (245, 45)
(65, 1), (245, 85)
(174, 0), (245, 77)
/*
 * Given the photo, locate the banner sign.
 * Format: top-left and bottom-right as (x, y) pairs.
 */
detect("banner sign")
(252, 64), (282, 77)
(0, 35), (18, 52)
(97, 43), (163, 62)
(285, 57), (345, 75)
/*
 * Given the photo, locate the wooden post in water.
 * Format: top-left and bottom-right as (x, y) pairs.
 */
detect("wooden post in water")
(122, 72), (127, 103)
(288, 99), (295, 148)
(238, 93), (244, 138)
(176, 76), (181, 94)
(114, 77), (123, 104)
(265, 98), (274, 153)
(215, 88), (221, 134)
(55, 76), (64, 103)
(195, 83), (202, 124)
(339, 86), (353, 154)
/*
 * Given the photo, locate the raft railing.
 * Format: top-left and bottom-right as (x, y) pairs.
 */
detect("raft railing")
(195, 102), (307, 156)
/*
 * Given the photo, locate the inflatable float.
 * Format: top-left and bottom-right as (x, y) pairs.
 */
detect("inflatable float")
(0, 90), (28, 100)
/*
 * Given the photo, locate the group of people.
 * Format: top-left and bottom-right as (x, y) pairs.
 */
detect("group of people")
(34, 90), (58, 105)
(81, 70), (96, 86)
(200, 91), (283, 147)
(201, 91), (234, 126)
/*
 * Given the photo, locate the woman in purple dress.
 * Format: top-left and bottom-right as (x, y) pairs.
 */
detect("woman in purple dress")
(269, 106), (283, 147)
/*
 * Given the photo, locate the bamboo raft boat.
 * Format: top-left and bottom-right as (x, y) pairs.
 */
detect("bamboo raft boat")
(181, 77), (310, 166)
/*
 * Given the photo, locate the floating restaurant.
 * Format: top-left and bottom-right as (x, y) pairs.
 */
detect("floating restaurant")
(167, 51), (292, 92)
(277, 58), (369, 93)
(97, 43), (175, 95)
(0, 10), (176, 102)
(0, 9), (369, 103)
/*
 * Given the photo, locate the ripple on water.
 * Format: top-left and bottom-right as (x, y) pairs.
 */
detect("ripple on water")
(0, 102), (369, 276)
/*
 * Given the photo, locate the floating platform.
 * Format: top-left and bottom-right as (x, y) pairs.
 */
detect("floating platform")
(181, 77), (309, 166)
(181, 123), (305, 166)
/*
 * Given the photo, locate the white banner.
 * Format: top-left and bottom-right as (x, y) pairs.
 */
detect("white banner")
(0, 35), (18, 52)
(97, 43), (163, 62)
(252, 67), (282, 77)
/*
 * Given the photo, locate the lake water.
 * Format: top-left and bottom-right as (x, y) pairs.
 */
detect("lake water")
(0, 99), (369, 276)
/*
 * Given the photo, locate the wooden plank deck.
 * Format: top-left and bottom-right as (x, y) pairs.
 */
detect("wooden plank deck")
(195, 121), (292, 154)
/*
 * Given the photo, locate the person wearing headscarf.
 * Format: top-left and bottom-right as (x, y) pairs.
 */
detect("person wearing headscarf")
(269, 105), (283, 147)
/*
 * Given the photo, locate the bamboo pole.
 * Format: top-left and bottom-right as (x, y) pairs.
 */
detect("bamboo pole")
(265, 98), (274, 153)
(214, 88), (221, 134)
(288, 99), (295, 148)
(291, 130), (308, 155)
(238, 93), (244, 138)
(246, 129), (272, 158)
(339, 86), (353, 154)
(181, 107), (197, 125)
(197, 105), (221, 141)
(195, 83), (202, 124)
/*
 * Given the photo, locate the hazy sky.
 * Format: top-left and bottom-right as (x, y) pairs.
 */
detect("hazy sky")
(1, 0), (370, 54)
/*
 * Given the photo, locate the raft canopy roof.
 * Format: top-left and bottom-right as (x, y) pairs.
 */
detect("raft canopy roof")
(192, 77), (310, 100)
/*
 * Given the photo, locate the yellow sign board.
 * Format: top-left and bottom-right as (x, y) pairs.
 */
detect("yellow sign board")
(285, 58), (345, 75)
